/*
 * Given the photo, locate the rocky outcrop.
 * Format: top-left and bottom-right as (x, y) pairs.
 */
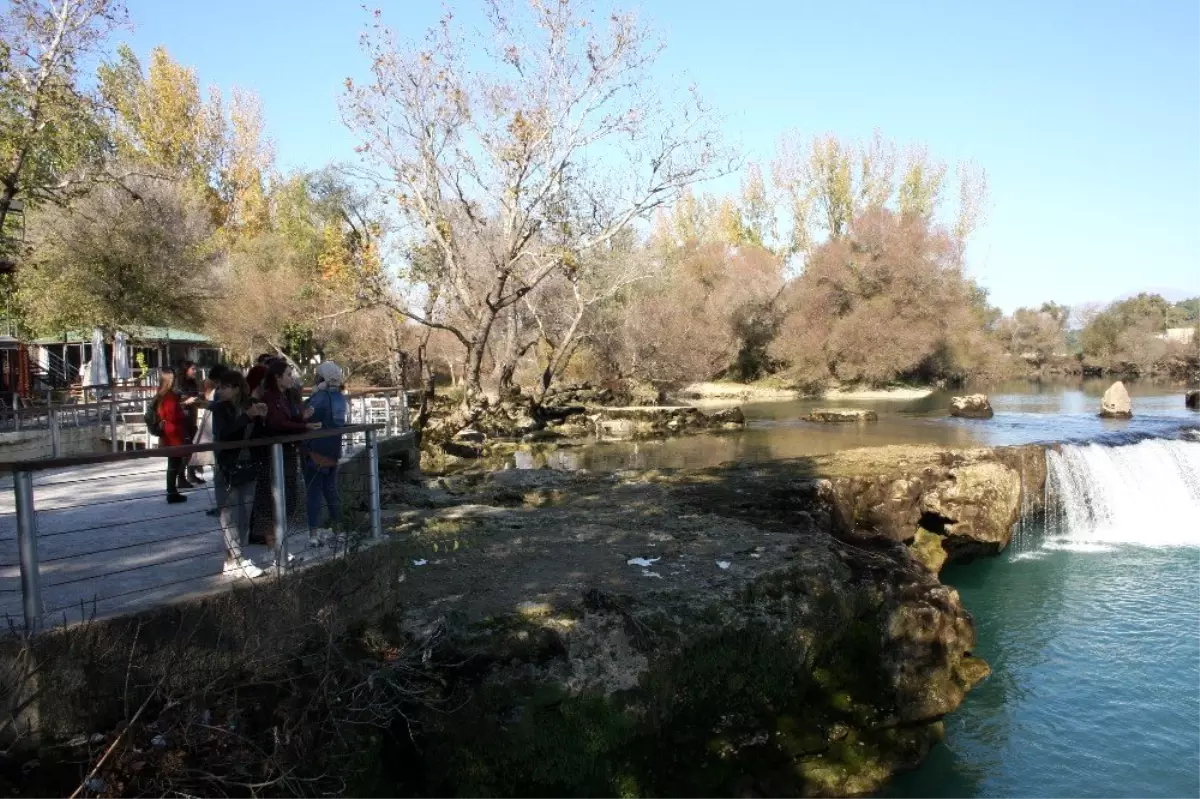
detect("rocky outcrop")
(803, 444), (1047, 564)
(545, 379), (666, 408)
(949, 394), (994, 419)
(590, 405), (745, 440)
(1187, 390), (1200, 410)
(392, 465), (988, 797)
(1100, 381), (1133, 418)
(805, 408), (879, 423)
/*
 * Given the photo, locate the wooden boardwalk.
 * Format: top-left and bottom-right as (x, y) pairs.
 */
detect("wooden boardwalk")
(0, 459), (345, 630)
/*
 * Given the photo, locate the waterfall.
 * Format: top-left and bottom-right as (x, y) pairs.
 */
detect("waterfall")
(1042, 439), (1200, 551)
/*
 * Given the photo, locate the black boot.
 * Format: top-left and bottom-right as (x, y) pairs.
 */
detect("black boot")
(167, 493), (188, 504)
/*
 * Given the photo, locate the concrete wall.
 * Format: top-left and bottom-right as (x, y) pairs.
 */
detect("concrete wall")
(0, 427), (107, 462)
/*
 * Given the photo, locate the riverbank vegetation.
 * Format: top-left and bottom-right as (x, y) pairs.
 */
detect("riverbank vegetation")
(2, 0), (1196, 428)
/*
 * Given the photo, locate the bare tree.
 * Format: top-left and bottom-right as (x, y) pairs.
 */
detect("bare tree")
(342, 0), (732, 418)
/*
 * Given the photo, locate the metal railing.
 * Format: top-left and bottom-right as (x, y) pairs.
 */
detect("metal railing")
(0, 424), (392, 637)
(0, 387), (415, 459)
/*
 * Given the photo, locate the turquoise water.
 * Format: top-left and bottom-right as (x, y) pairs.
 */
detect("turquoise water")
(887, 531), (1200, 798)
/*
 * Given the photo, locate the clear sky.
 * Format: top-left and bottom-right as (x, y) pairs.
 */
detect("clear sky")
(119, 0), (1199, 312)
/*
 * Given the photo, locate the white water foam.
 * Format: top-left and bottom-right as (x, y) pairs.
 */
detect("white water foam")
(1043, 439), (1200, 550)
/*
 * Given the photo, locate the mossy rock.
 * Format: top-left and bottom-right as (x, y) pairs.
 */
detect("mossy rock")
(908, 528), (948, 573)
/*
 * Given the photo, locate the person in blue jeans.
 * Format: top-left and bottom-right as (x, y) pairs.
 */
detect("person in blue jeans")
(303, 361), (348, 547)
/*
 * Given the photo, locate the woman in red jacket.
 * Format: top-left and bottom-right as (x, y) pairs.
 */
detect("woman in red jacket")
(155, 369), (197, 504)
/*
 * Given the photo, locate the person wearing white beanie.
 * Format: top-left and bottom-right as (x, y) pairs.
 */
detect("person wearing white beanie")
(302, 361), (348, 547)
(315, 360), (344, 390)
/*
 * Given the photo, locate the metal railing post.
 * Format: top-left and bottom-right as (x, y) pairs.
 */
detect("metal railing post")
(14, 470), (43, 635)
(48, 408), (60, 458)
(109, 397), (118, 452)
(366, 428), (382, 540)
(401, 389), (411, 433)
(270, 443), (287, 577)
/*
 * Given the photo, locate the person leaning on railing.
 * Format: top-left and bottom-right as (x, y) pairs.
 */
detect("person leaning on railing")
(212, 370), (268, 579)
(302, 361), (347, 548)
(251, 359), (321, 551)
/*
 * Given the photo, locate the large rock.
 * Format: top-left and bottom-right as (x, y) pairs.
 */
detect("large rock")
(949, 394), (994, 419)
(394, 465), (987, 797)
(1099, 381), (1132, 418)
(804, 444), (1046, 561)
(1187, 390), (1200, 410)
(805, 408), (879, 423)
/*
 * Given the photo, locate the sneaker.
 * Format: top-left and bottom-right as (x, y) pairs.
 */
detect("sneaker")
(222, 559), (243, 575)
(167, 493), (188, 504)
(238, 559), (264, 579)
(188, 473), (207, 485)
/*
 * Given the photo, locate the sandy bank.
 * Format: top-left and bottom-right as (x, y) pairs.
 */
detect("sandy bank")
(676, 381), (934, 405)
(823, 386), (934, 400)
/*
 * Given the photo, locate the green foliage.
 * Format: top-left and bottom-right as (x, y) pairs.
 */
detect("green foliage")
(17, 176), (215, 337)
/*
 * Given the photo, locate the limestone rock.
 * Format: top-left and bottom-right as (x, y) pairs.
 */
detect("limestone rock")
(812, 444), (1044, 559)
(949, 394), (994, 419)
(1099, 381), (1132, 418)
(394, 463), (983, 798)
(919, 462), (1022, 557)
(1186, 390), (1200, 410)
(804, 408), (878, 423)
(908, 529), (948, 573)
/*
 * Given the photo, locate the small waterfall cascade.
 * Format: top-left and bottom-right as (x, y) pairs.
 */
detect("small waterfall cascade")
(1042, 438), (1200, 551)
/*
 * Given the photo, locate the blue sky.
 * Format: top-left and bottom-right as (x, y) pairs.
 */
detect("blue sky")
(119, 0), (1199, 312)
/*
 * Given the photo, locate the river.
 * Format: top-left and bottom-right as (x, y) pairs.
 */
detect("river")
(511, 379), (1200, 797)
(509, 379), (1199, 471)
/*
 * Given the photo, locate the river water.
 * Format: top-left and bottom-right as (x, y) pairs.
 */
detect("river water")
(512, 380), (1200, 797)
(889, 436), (1200, 798)
(512, 379), (1199, 471)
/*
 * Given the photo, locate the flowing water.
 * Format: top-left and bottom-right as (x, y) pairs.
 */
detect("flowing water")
(888, 437), (1200, 797)
(508, 380), (1199, 471)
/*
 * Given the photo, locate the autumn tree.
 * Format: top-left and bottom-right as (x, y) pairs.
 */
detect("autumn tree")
(97, 44), (273, 231)
(342, 0), (731, 416)
(205, 167), (390, 370)
(770, 208), (989, 387)
(1078, 292), (1195, 375)
(0, 0), (127, 250)
(771, 131), (986, 261)
(17, 173), (216, 336)
(997, 307), (1067, 366)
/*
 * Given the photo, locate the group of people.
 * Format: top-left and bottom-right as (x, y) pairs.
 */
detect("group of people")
(151, 356), (349, 579)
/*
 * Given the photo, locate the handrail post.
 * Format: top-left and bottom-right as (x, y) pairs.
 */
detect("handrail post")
(270, 443), (287, 577)
(48, 408), (60, 458)
(14, 470), (43, 636)
(366, 428), (382, 540)
(109, 397), (118, 453)
(401, 389), (410, 433)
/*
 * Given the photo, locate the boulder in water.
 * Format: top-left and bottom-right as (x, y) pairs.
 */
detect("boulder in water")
(1187, 390), (1200, 410)
(804, 408), (878, 423)
(1099, 381), (1133, 418)
(949, 394), (994, 419)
